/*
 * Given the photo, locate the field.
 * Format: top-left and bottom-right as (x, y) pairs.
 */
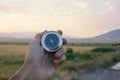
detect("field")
(0, 43), (120, 80)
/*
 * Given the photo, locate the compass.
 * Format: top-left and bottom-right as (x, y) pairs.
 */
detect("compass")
(41, 31), (63, 52)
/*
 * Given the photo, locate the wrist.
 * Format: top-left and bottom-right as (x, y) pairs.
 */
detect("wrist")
(28, 63), (51, 80)
(9, 62), (52, 80)
(9, 63), (30, 80)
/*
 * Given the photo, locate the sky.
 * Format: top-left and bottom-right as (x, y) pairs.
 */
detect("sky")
(0, 0), (120, 38)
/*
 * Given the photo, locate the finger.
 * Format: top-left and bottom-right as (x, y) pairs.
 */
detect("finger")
(35, 30), (47, 39)
(53, 54), (66, 65)
(57, 30), (67, 44)
(63, 38), (67, 44)
(55, 49), (64, 59)
(35, 30), (47, 42)
(57, 30), (63, 35)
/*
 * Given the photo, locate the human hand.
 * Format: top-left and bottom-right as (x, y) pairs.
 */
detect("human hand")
(9, 30), (67, 80)
(25, 30), (67, 79)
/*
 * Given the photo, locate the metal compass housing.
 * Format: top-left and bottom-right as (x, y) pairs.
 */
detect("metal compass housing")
(41, 31), (63, 52)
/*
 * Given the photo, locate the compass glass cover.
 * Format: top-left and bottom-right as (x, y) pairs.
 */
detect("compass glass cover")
(44, 34), (59, 50)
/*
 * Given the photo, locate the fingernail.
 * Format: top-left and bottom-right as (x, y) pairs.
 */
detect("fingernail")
(56, 52), (62, 58)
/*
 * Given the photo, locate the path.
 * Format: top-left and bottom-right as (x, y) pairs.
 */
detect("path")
(78, 62), (120, 80)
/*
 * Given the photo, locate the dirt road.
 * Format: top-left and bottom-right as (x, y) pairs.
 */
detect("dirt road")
(79, 62), (120, 80)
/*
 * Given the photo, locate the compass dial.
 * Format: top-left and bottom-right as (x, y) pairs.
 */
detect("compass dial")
(41, 31), (63, 52)
(45, 34), (59, 50)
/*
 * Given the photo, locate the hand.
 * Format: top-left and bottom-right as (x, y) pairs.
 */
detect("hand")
(9, 30), (67, 80)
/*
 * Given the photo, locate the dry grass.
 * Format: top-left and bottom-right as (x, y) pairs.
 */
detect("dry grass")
(0, 44), (28, 79)
(63, 46), (95, 53)
(0, 44), (27, 57)
(0, 45), (94, 56)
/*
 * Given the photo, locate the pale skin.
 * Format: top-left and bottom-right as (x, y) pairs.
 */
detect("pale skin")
(9, 30), (67, 80)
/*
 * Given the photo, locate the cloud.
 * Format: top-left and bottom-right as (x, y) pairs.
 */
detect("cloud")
(0, 5), (12, 13)
(0, 4), (27, 14)
(5, 0), (23, 3)
(104, 1), (115, 11)
(72, 1), (89, 10)
(95, 1), (115, 14)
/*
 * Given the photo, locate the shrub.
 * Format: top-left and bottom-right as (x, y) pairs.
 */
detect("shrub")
(112, 54), (120, 62)
(65, 52), (99, 61)
(66, 47), (74, 53)
(91, 47), (115, 53)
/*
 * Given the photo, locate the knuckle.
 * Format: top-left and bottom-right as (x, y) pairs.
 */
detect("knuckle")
(62, 55), (66, 61)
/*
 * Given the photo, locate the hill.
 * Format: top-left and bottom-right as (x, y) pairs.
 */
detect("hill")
(0, 37), (30, 43)
(0, 32), (36, 39)
(68, 29), (120, 43)
(0, 29), (120, 43)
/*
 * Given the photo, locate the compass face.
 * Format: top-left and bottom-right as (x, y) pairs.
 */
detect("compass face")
(45, 34), (59, 50)
(41, 31), (63, 52)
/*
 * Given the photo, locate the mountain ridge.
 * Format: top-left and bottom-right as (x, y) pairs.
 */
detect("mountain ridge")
(0, 29), (120, 43)
(67, 29), (120, 43)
